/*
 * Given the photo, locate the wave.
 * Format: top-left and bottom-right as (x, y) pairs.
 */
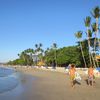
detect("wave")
(0, 67), (15, 77)
(0, 67), (19, 93)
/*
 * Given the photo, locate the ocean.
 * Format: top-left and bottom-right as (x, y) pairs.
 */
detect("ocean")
(0, 66), (19, 93)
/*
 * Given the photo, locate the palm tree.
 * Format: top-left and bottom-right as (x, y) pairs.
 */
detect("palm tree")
(34, 44), (38, 65)
(52, 43), (57, 67)
(35, 44), (38, 53)
(92, 22), (100, 67)
(92, 23), (98, 53)
(44, 48), (49, 55)
(84, 16), (92, 66)
(35, 43), (43, 53)
(91, 6), (100, 52)
(34, 43), (43, 65)
(91, 23), (99, 66)
(28, 48), (34, 60)
(88, 29), (97, 67)
(75, 31), (87, 68)
(18, 53), (20, 57)
(39, 43), (42, 47)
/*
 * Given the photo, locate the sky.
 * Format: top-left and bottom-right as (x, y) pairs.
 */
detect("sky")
(0, 0), (100, 62)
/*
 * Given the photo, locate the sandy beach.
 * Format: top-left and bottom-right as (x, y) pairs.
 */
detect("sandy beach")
(0, 67), (100, 100)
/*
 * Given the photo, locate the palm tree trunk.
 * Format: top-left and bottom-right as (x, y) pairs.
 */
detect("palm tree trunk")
(96, 18), (100, 51)
(88, 37), (96, 67)
(94, 33), (97, 53)
(87, 28), (92, 66)
(80, 41), (87, 68)
(93, 33), (99, 67)
(91, 53), (97, 68)
(95, 18), (100, 67)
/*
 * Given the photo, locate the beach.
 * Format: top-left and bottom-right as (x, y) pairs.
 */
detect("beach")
(0, 67), (100, 100)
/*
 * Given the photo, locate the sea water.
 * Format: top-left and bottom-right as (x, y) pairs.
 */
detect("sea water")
(0, 66), (19, 93)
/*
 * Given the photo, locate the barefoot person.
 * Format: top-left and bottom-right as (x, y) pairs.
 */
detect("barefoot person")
(69, 64), (76, 87)
(88, 66), (94, 86)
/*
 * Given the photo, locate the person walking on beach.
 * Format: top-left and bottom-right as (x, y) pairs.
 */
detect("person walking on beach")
(88, 66), (94, 86)
(69, 64), (76, 88)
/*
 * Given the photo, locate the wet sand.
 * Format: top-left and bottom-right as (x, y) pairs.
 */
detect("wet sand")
(0, 68), (100, 100)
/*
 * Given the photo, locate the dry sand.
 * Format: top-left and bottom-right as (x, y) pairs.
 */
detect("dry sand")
(0, 67), (100, 100)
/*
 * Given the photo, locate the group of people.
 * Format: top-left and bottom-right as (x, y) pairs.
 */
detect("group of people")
(68, 64), (94, 88)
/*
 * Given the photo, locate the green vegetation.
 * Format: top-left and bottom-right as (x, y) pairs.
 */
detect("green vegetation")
(7, 6), (100, 67)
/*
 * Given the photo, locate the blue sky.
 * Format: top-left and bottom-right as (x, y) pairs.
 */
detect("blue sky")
(0, 0), (100, 62)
